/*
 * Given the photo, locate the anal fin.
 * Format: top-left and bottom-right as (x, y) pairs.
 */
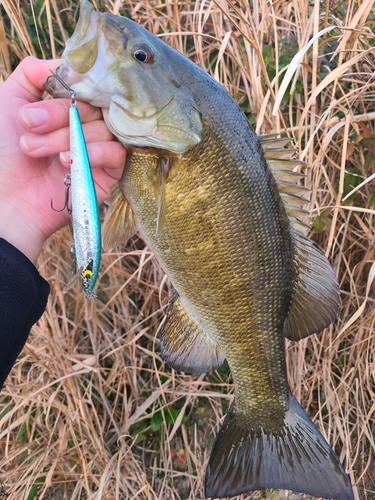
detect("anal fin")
(160, 289), (225, 374)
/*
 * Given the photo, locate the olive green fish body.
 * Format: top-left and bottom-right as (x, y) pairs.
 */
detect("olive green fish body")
(122, 120), (292, 423)
(48, 3), (354, 498)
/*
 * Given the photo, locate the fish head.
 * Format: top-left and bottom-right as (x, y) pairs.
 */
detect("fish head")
(48, 0), (202, 153)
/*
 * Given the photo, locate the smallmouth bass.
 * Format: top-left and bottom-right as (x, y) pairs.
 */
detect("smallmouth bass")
(49, 2), (354, 498)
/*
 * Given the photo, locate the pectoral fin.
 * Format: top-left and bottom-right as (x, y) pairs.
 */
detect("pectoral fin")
(102, 185), (138, 249)
(160, 289), (225, 374)
(156, 157), (168, 235)
(284, 229), (341, 340)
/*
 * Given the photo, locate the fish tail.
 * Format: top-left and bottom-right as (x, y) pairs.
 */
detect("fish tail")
(205, 395), (353, 500)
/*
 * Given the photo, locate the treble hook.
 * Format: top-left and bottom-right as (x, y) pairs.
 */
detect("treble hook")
(51, 173), (72, 214)
(46, 69), (77, 106)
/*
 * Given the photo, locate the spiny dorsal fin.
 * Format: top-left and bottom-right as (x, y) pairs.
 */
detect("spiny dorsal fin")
(160, 289), (225, 374)
(263, 148), (296, 160)
(260, 135), (309, 230)
(277, 183), (308, 200)
(102, 185), (138, 249)
(260, 134), (292, 151)
(267, 157), (304, 171)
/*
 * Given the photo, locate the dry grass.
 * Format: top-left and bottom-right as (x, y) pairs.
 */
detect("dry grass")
(1, 0), (375, 499)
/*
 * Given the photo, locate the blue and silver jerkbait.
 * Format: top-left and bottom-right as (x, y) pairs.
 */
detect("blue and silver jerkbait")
(49, 71), (101, 299)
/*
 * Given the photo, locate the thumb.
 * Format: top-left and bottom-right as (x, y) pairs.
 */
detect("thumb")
(4, 57), (62, 102)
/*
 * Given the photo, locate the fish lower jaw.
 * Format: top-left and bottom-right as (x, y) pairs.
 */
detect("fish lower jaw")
(106, 119), (195, 153)
(117, 136), (194, 154)
(107, 101), (200, 153)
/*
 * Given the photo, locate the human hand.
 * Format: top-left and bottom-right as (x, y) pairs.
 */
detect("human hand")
(0, 56), (126, 263)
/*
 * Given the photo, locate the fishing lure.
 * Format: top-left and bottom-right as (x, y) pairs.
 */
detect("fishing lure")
(48, 71), (101, 299)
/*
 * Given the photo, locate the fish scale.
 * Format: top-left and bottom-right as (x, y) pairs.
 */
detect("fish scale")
(121, 123), (292, 419)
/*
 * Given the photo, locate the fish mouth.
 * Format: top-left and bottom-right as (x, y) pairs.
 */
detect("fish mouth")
(45, 63), (110, 107)
(45, 66), (76, 98)
(45, 1), (104, 98)
(45, 65), (77, 98)
(44, 0), (202, 153)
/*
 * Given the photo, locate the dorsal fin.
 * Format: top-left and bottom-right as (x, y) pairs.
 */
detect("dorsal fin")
(261, 135), (341, 339)
(261, 134), (309, 230)
(285, 229), (341, 340)
(260, 134), (292, 151)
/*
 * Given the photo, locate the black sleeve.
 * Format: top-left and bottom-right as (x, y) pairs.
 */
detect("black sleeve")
(0, 238), (50, 389)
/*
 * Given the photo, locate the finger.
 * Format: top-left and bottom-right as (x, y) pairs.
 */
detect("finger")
(5, 57), (62, 102)
(19, 98), (103, 133)
(19, 119), (116, 156)
(59, 141), (126, 202)
(60, 141), (126, 175)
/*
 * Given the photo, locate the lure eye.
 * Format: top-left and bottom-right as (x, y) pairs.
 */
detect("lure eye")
(83, 269), (93, 279)
(131, 45), (154, 64)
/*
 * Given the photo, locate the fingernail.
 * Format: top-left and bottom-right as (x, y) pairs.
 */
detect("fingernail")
(60, 151), (70, 164)
(20, 134), (47, 151)
(21, 107), (49, 128)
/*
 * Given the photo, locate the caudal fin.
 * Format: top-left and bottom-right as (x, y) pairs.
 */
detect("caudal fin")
(205, 395), (353, 500)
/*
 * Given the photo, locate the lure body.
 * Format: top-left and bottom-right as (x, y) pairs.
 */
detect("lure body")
(69, 103), (101, 299)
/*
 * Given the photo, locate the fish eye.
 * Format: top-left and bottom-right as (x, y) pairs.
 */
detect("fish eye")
(131, 45), (154, 64)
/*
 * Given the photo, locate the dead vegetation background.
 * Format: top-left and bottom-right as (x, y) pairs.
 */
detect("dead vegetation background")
(1, 0), (375, 499)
